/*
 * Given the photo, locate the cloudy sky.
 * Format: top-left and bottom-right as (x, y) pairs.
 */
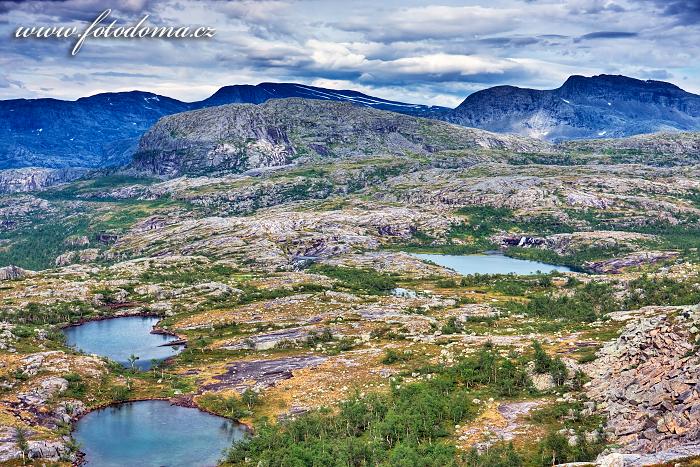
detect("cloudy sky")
(1, 0), (699, 107)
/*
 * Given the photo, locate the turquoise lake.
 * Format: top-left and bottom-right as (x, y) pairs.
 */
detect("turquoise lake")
(412, 253), (571, 275)
(73, 400), (245, 466)
(63, 316), (183, 370)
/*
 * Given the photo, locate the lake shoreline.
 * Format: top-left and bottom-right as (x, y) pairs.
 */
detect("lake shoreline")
(72, 397), (251, 466)
(410, 252), (573, 276)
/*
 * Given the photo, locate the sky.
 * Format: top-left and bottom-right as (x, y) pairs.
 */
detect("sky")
(1, 0), (699, 107)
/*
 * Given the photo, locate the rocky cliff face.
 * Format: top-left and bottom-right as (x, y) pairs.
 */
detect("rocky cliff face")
(0, 265), (29, 280)
(0, 167), (86, 194)
(128, 98), (550, 177)
(446, 74), (700, 141)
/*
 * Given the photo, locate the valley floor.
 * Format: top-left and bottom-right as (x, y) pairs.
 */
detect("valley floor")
(0, 147), (699, 466)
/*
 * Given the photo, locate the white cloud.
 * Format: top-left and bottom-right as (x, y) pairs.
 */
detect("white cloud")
(378, 53), (517, 77)
(337, 5), (520, 42)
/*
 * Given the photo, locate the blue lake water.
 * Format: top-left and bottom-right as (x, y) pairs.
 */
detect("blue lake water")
(63, 316), (183, 370)
(73, 400), (245, 467)
(412, 253), (571, 275)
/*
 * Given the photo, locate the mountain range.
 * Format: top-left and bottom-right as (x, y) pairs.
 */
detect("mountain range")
(0, 83), (443, 170)
(1, 75), (700, 170)
(447, 75), (700, 140)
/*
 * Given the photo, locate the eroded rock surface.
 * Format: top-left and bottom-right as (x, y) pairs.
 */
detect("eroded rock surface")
(203, 355), (328, 391)
(587, 306), (700, 456)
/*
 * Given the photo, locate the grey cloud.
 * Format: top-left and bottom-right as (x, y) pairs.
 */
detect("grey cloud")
(0, 74), (25, 89)
(92, 71), (161, 79)
(568, 0), (626, 15)
(479, 36), (541, 47)
(638, 68), (672, 80)
(334, 5), (520, 43)
(578, 31), (639, 40)
(643, 0), (700, 25)
(0, 0), (162, 21)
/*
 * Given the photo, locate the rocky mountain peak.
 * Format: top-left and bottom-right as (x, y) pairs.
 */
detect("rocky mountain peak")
(448, 74), (700, 140)
(127, 97), (549, 177)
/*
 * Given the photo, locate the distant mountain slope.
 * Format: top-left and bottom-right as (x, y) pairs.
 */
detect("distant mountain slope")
(196, 82), (444, 115)
(0, 84), (443, 170)
(0, 91), (190, 169)
(445, 75), (700, 141)
(128, 98), (549, 177)
(4, 75), (700, 170)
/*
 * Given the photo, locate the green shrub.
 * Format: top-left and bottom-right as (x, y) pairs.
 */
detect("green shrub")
(382, 349), (412, 364)
(464, 442), (523, 467)
(226, 344), (532, 466)
(532, 341), (552, 374)
(310, 265), (397, 295)
(549, 358), (569, 386)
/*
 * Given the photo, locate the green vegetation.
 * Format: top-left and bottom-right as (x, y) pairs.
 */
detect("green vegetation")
(0, 301), (95, 326)
(381, 348), (413, 364)
(0, 197), (183, 270)
(225, 344), (533, 466)
(505, 245), (628, 272)
(531, 342), (568, 387)
(198, 393), (251, 420)
(622, 274), (700, 309)
(40, 174), (159, 201)
(0, 217), (91, 271)
(527, 401), (606, 465)
(514, 282), (616, 322)
(63, 372), (87, 398)
(309, 264), (397, 295)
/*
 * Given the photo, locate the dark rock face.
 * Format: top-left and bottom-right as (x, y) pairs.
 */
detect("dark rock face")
(128, 98), (549, 177)
(0, 167), (86, 194)
(0, 84), (442, 170)
(445, 74), (700, 140)
(0, 265), (29, 280)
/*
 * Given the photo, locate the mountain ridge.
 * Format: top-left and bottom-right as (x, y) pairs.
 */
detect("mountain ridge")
(0, 83), (443, 170)
(2, 75), (700, 170)
(128, 98), (549, 177)
(447, 74), (700, 140)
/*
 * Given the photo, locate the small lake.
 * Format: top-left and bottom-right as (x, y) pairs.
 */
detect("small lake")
(411, 253), (571, 275)
(73, 400), (245, 467)
(63, 316), (183, 370)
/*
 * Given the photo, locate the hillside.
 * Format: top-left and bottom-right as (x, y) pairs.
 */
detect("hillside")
(128, 98), (549, 177)
(0, 84), (440, 170)
(445, 74), (700, 141)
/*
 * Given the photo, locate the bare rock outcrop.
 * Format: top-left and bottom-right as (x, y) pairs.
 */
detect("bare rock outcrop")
(584, 251), (678, 274)
(494, 231), (654, 256)
(0, 167), (85, 194)
(587, 306), (700, 459)
(0, 265), (29, 281)
(129, 98), (550, 177)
